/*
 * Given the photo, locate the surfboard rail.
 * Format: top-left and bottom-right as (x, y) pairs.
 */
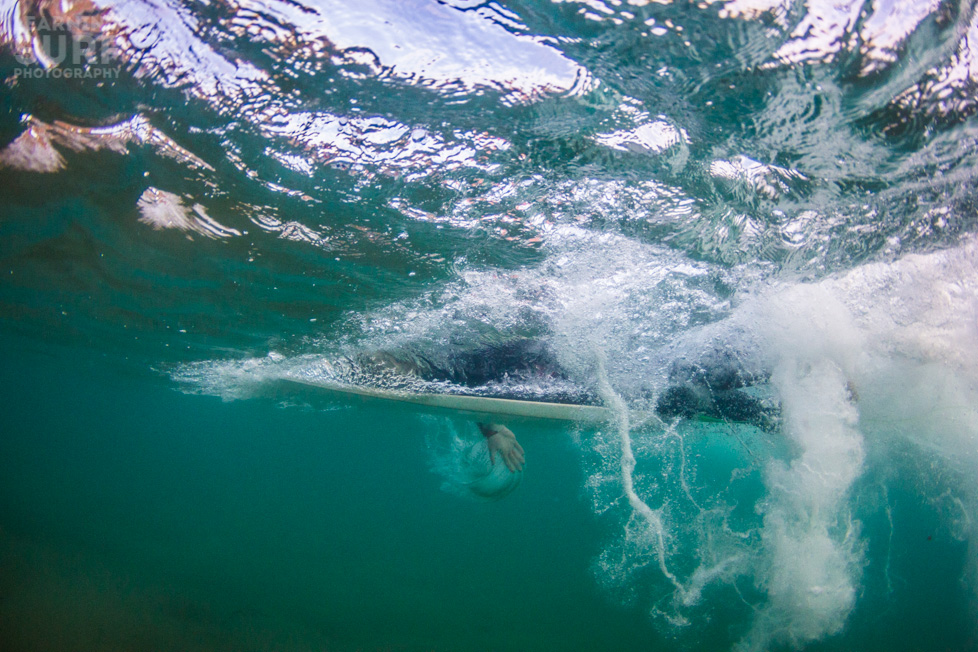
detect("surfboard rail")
(283, 377), (765, 429)
(284, 377), (613, 423)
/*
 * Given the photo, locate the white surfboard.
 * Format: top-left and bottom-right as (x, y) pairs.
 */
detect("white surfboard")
(284, 377), (612, 423)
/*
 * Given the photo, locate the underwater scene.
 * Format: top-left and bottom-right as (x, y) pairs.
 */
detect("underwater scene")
(2, 0), (978, 650)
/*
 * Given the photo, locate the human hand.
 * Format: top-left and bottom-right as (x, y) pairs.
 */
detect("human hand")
(483, 425), (525, 473)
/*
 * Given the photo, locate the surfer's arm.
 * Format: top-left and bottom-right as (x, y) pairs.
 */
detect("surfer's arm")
(478, 423), (525, 473)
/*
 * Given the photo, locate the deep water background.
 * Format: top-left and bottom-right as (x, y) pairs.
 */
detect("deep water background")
(2, 0), (978, 650)
(0, 336), (661, 652)
(2, 337), (975, 652)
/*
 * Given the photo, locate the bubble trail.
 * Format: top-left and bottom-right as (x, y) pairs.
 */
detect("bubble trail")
(591, 349), (689, 608)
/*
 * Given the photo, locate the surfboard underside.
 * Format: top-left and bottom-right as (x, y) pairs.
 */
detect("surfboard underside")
(284, 377), (612, 423)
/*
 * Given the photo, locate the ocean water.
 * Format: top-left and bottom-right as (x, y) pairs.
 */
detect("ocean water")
(2, 0), (978, 650)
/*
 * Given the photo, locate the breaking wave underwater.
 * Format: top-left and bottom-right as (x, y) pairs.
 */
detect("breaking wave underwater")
(2, 0), (978, 650)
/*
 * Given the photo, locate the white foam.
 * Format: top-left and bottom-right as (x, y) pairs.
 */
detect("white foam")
(137, 188), (241, 238)
(734, 239), (977, 648)
(740, 358), (865, 650)
(0, 123), (65, 172)
(0, 115), (214, 174)
(565, 237), (978, 643)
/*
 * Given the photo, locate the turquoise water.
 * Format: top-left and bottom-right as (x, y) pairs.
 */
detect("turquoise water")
(2, 1), (978, 650)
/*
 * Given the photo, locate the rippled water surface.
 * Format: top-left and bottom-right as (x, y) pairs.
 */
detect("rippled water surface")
(2, 1), (978, 650)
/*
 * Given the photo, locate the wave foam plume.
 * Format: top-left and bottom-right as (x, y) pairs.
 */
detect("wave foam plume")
(0, 120), (65, 172)
(137, 188), (240, 239)
(0, 115), (214, 173)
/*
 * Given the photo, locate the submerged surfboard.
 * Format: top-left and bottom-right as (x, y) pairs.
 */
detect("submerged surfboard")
(285, 377), (612, 423)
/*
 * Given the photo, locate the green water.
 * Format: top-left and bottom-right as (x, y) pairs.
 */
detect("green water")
(0, 337), (659, 651)
(2, 336), (974, 651)
(3, 0), (978, 650)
